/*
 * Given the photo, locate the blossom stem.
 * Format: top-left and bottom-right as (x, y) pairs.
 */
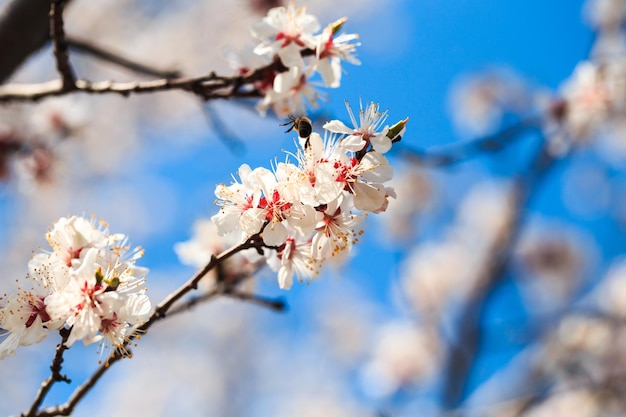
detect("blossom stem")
(22, 328), (72, 417)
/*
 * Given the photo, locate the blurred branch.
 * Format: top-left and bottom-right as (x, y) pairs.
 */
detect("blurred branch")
(440, 136), (565, 411)
(66, 36), (182, 79)
(0, 0), (73, 83)
(166, 284), (287, 316)
(22, 328), (71, 417)
(25, 233), (272, 417)
(222, 289), (288, 312)
(49, 0), (75, 90)
(400, 118), (542, 167)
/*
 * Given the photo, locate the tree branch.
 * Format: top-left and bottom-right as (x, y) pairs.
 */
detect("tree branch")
(0, 54), (291, 103)
(0, 0), (73, 83)
(66, 36), (182, 79)
(49, 0), (75, 90)
(22, 328), (72, 417)
(221, 288), (288, 312)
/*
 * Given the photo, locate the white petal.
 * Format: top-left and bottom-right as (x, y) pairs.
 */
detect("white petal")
(277, 43), (304, 69)
(323, 119), (353, 135)
(361, 152), (394, 183)
(262, 222), (288, 246)
(278, 265), (294, 290)
(241, 208), (266, 236)
(353, 182), (386, 212)
(317, 58), (341, 88)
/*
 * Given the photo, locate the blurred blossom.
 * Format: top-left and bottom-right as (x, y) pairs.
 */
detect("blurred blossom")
(595, 258), (626, 317)
(537, 314), (614, 385)
(448, 68), (534, 137)
(455, 181), (514, 249)
(360, 321), (441, 398)
(591, 31), (626, 60)
(400, 239), (473, 316)
(514, 222), (589, 312)
(562, 162), (611, 218)
(28, 97), (87, 141)
(399, 181), (514, 315)
(556, 58), (626, 143)
(380, 168), (431, 241)
(584, 0), (626, 31)
(313, 288), (375, 365)
(14, 146), (62, 194)
(556, 315), (612, 356)
(556, 61), (609, 141)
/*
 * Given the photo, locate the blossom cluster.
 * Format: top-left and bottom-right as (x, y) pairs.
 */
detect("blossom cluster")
(210, 101), (407, 289)
(232, 3), (361, 117)
(0, 215), (151, 360)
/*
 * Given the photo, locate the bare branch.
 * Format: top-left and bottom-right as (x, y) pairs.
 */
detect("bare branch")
(222, 289), (288, 312)
(22, 328), (72, 417)
(49, 0), (76, 90)
(0, 52), (294, 103)
(0, 0), (73, 83)
(66, 36), (182, 79)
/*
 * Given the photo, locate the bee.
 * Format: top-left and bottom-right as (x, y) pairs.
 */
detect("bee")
(281, 115), (313, 148)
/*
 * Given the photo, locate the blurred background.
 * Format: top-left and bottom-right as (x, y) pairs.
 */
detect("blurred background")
(5, 0), (626, 416)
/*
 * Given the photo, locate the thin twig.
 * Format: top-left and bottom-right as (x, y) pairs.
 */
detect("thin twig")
(222, 289), (287, 312)
(165, 287), (221, 317)
(49, 0), (75, 90)
(166, 286), (287, 317)
(400, 118), (541, 167)
(0, 0), (69, 83)
(66, 36), (181, 79)
(22, 328), (72, 417)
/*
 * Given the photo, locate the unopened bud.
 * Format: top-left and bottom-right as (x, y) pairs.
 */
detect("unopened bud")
(387, 117), (409, 143)
(330, 17), (347, 35)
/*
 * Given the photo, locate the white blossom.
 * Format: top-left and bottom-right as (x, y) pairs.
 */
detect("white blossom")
(210, 100), (404, 289)
(0, 215), (151, 358)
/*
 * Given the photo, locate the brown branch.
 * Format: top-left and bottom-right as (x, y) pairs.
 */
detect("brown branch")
(65, 36), (182, 79)
(49, 0), (75, 90)
(0, 0), (73, 83)
(165, 287), (222, 317)
(222, 289), (287, 312)
(28, 233), (268, 417)
(22, 328), (72, 417)
(0, 53), (290, 103)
